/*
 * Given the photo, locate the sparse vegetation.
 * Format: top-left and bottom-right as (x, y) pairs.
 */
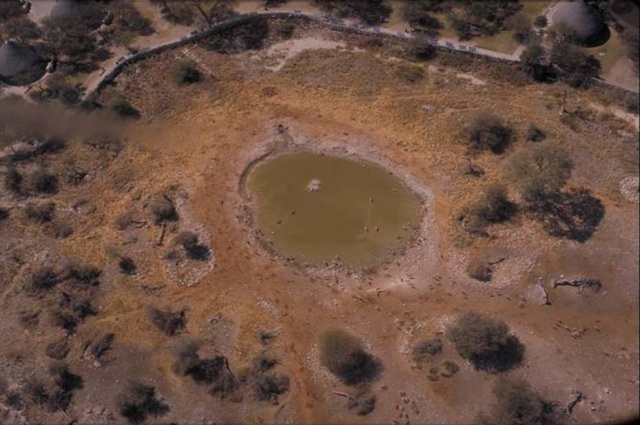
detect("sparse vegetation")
(413, 337), (443, 363)
(67, 265), (102, 287)
(448, 311), (524, 371)
(319, 328), (381, 385)
(525, 123), (546, 142)
(465, 111), (513, 154)
(410, 36), (437, 61)
(45, 338), (70, 360)
(30, 267), (60, 293)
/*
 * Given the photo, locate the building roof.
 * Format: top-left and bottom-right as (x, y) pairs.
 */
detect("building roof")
(0, 40), (39, 79)
(552, 0), (610, 46)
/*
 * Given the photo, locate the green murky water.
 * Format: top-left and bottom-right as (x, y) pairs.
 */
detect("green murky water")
(246, 151), (422, 267)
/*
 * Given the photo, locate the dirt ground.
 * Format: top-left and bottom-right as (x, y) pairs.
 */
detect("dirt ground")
(1, 19), (638, 425)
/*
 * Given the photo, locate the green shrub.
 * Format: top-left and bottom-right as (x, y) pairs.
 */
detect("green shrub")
(508, 143), (573, 205)
(319, 328), (381, 385)
(448, 311), (524, 371)
(174, 60), (201, 84)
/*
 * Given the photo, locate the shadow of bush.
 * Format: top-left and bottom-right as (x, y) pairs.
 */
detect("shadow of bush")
(533, 188), (605, 243)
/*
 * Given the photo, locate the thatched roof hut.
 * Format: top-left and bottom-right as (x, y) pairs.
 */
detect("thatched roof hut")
(0, 40), (42, 84)
(552, 0), (610, 46)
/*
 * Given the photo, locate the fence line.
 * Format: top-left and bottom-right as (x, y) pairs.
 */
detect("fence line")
(84, 12), (637, 102)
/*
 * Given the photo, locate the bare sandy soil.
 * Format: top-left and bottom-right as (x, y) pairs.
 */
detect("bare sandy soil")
(1, 19), (638, 425)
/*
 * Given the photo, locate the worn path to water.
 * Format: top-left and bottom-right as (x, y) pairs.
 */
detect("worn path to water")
(247, 151), (422, 268)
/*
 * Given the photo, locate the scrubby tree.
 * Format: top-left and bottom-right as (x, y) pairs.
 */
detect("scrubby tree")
(549, 41), (601, 88)
(465, 111), (513, 154)
(479, 378), (562, 425)
(448, 311), (524, 371)
(319, 328), (381, 385)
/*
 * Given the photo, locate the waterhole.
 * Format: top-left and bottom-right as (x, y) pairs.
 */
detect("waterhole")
(246, 151), (422, 268)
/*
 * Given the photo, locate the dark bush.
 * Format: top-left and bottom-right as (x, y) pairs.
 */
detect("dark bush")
(109, 96), (140, 119)
(204, 16), (269, 53)
(403, 1), (444, 34)
(411, 36), (437, 61)
(525, 123), (546, 142)
(4, 167), (23, 193)
(30, 267), (60, 292)
(150, 196), (178, 224)
(174, 60), (201, 84)
(90, 333), (115, 360)
(448, 311), (524, 372)
(441, 360), (460, 378)
(174, 231), (211, 260)
(49, 362), (83, 393)
(448, 1), (521, 40)
(466, 111), (513, 154)
(119, 382), (169, 424)
(278, 23), (295, 39)
(466, 258), (492, 282)
(25, 202), (55, 223)
(413, 337), (443, 362)
(24, 377), (48, 406)
(319, 329), (381, 386)
(0, 207), (8, 221)
(68, 265), (102, 286)
(252, 355), (278, 374)
(47, 387), (72, 412)
(254, 373), (290, 402)
(468, 184), (517, 226)
(51, 309), (80, 334)
(119, 257), (137, 275)
(173, 340), (237, 391)
(45, 338), (70, 360)
(479, 378), (561, 425)
(533, 15), (547, 29)
(148, 307), (186, 336)
(347, 392), (377, 416)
